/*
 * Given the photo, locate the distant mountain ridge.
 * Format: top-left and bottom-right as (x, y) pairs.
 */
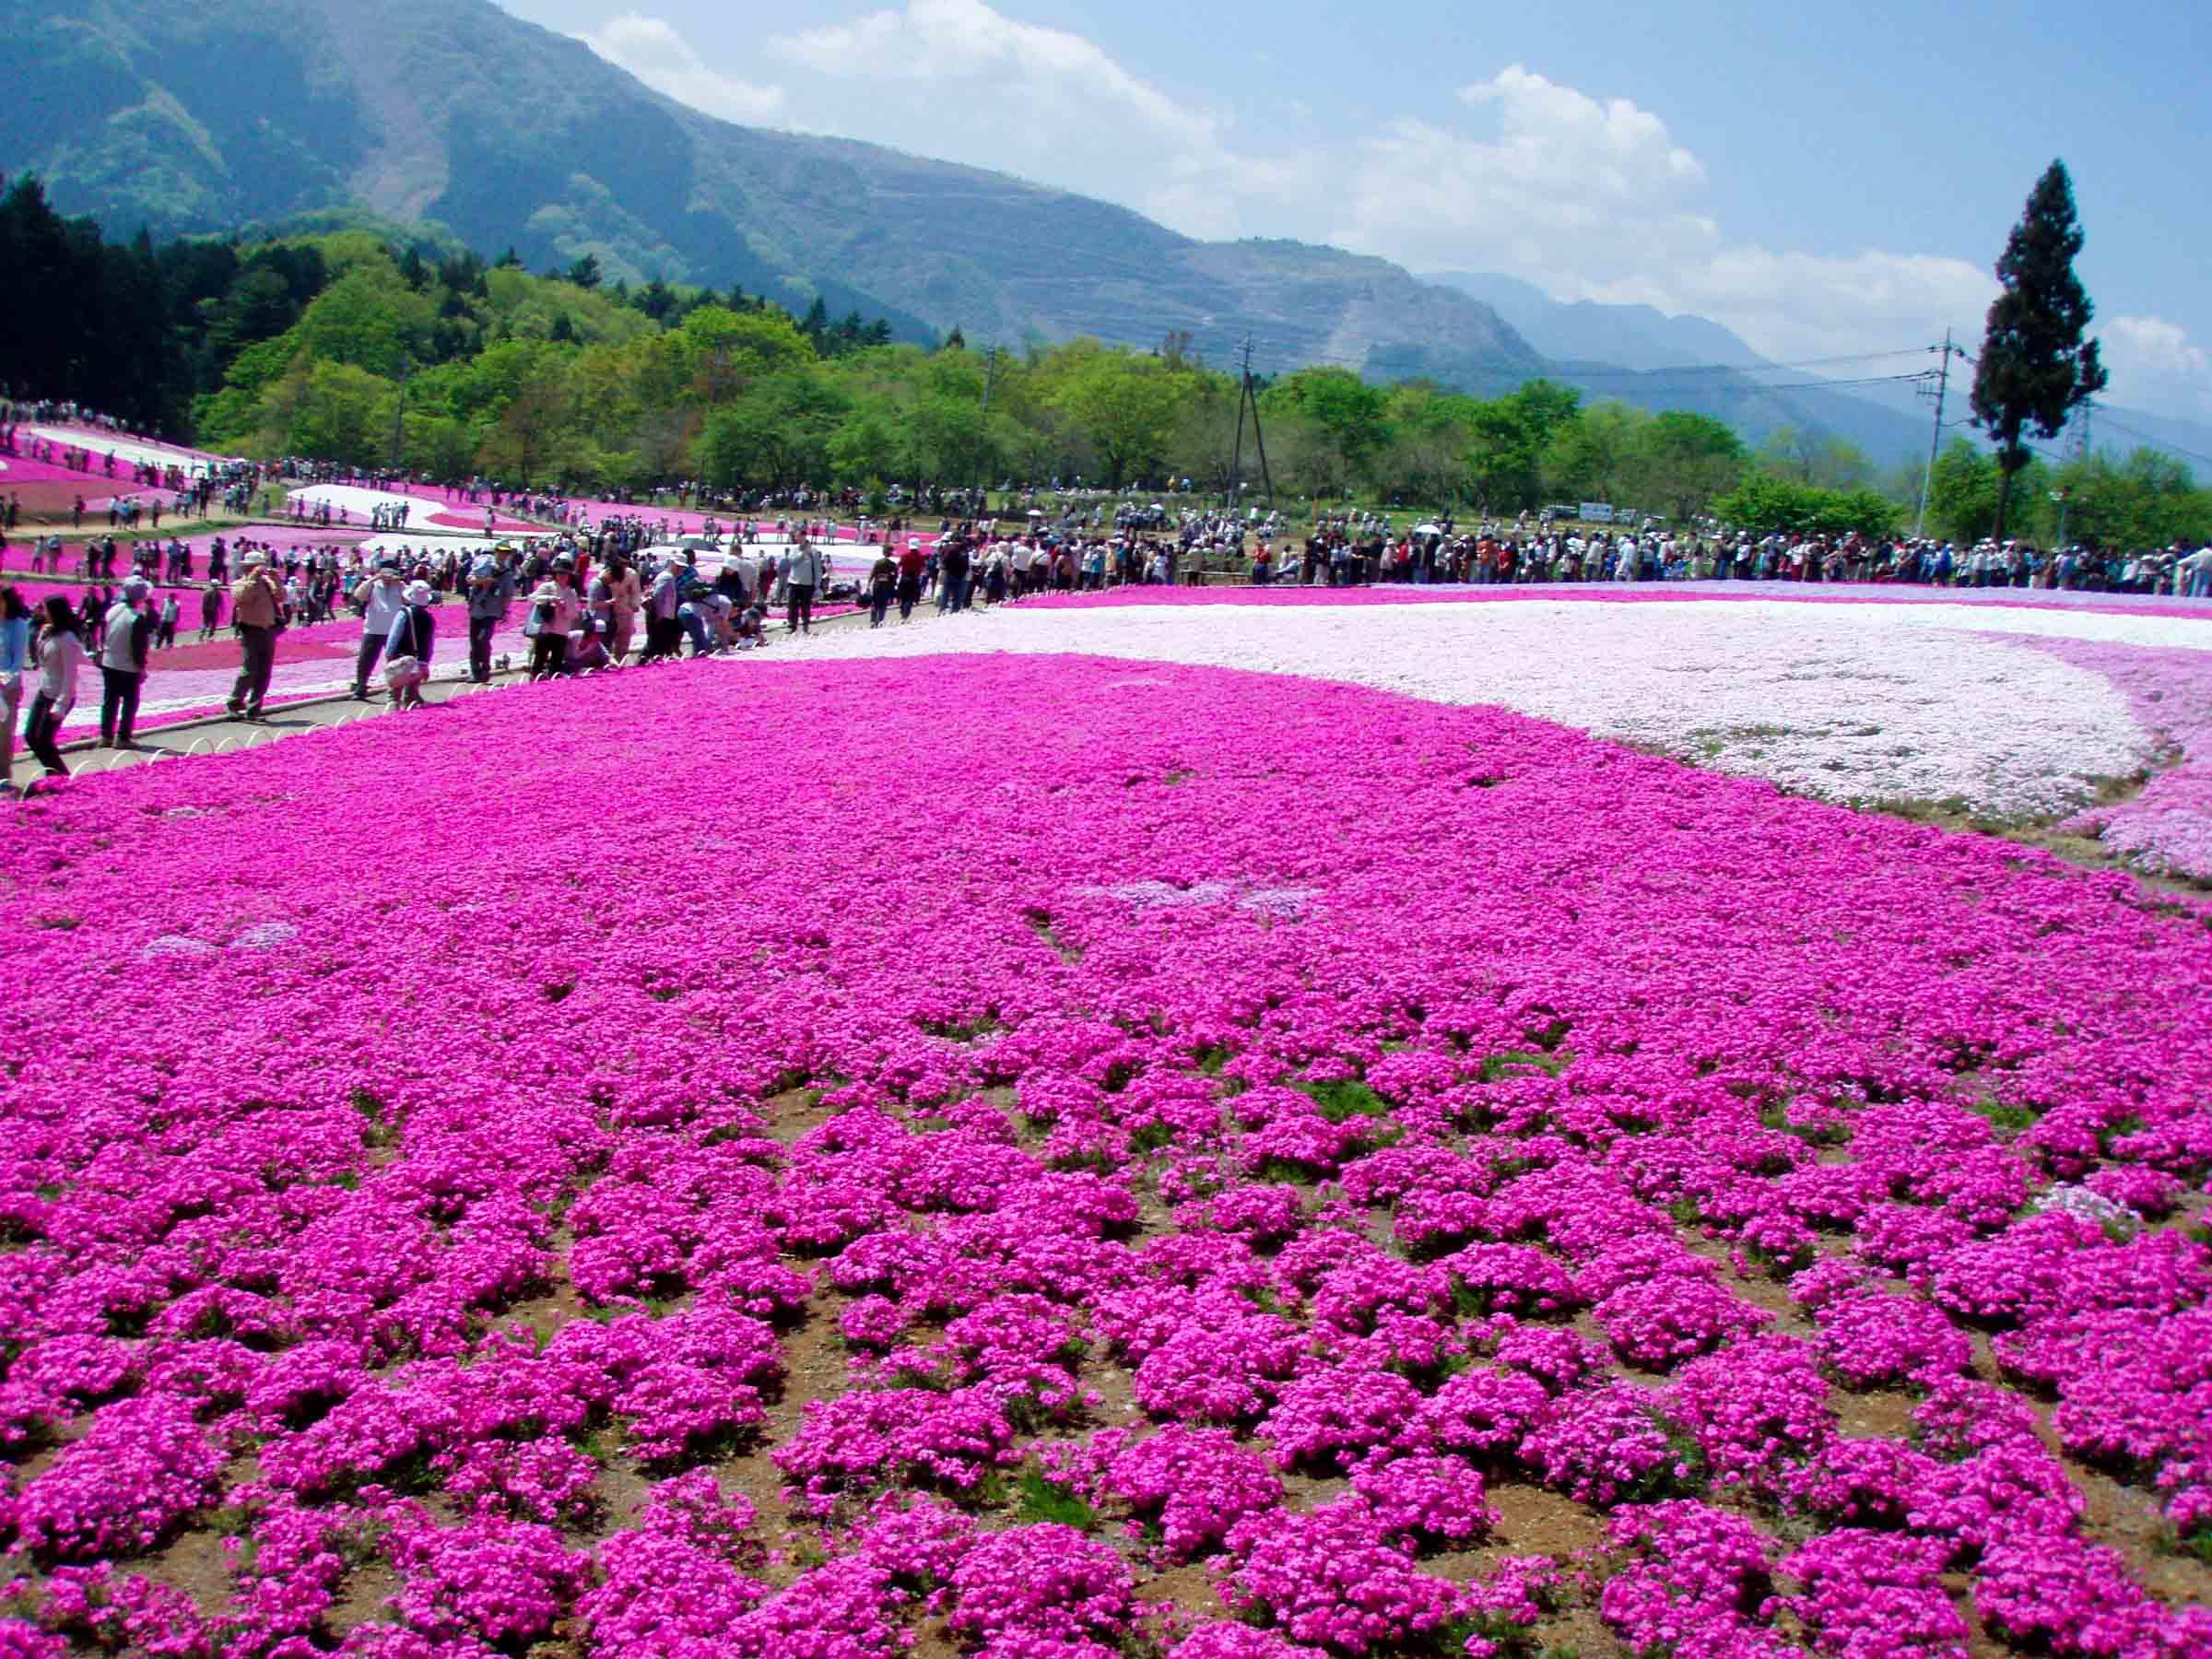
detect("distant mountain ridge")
(1, 0), (1547, 384)
(1426, 272), (1770, 371)
(0, 0), (1945, 460)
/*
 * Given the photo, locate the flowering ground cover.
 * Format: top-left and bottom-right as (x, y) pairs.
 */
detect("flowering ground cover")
(2036, 637), (2212, 880)
(0, 455), (129, 492)
(1, 653), (2209, 1658)
(1025, 583), (2212, 621)
(285, 486), (540, 536)
(17, 426), (235, 476)
(774, 593), (2212, 835)
(48, 608), (509, 741)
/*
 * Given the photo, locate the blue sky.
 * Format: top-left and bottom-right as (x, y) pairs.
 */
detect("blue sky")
(496, 0), (2209, 420)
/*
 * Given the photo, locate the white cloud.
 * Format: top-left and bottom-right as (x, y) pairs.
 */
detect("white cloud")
(1325, 64), (1997, 364)
(2099, 315), (2212, 421)
(579, 13), (787, 124)
(1590, 249), (1999, 363)
(1329, 68), (1715, 285)
(762, 0), (1285, 237)
(558, 13), (2198, 407)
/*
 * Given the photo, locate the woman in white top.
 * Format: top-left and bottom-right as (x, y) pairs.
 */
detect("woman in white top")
(20, 594), (85, 794)
(0, 585), (28, 781)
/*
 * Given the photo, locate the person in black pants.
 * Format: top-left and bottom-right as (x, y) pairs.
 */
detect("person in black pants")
(97, 580), (153, 747)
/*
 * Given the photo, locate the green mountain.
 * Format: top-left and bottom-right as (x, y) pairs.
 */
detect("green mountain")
(1, 0), (1546, 390)
(2, 0), (1955, 460)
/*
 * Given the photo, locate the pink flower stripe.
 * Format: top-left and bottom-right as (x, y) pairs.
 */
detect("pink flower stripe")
(1018, 582), (2212, 623)
(0, 655), (2206, 1659)
(372, 479), (945, 549)
(2034, 635), (2212, 879)
(0, 456), (131, 490)
(50, 612), (524, 739)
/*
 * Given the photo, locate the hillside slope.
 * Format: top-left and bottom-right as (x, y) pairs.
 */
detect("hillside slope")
(1, 0), (1545, 385)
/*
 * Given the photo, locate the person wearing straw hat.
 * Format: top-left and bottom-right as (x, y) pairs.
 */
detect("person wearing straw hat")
(225, 552), (285, 721)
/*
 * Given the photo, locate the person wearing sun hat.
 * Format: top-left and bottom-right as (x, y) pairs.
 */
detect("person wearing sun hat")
(382, 580), (438, 709)
(225, 551), (285, 721)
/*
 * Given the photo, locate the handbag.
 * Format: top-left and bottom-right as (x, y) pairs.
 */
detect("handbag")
(382, 653), (421, 688)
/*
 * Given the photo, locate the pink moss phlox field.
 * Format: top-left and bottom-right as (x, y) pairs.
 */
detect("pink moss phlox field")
(1018, 582), (2212, 622)
(2035, 635), (2212, 880)
(0, 653), (2208, 1658)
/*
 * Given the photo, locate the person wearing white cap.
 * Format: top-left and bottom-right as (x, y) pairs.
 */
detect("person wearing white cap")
(225, 552), (286, 721)
(348, 559), (406, 700)
(383, 581), (437, 709)
(97, 578), (154, 747)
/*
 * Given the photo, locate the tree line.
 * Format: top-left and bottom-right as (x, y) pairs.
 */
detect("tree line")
(3, 173), (2204, 548)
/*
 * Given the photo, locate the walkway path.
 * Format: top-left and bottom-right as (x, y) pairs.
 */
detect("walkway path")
(5, 602), (898, 793)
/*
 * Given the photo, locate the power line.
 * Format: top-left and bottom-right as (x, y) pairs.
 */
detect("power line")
(1916, 331), (1964, 535)
(2078, 403), (2212, 470)
(1544, 347), (1938, 382)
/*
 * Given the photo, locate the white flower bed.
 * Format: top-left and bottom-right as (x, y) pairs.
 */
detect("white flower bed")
(21, 425), (231, 474)
(750, 597), (2212, 820)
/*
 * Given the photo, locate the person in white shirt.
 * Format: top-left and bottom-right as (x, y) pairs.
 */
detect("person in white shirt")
(2187, 545), (2212, 599)
(780, 540), (826, 633)
(349, 559), (406, 699)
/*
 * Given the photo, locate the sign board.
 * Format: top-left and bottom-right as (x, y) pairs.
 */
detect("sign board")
(1580, 502), (1616, 524)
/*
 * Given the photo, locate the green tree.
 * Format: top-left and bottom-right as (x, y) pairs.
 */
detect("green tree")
(1262, 367), (1391, 486)
(1048, 348), (1189, 485)
(679, 305), (815, 403)
(1629, 411), (1747, 522)
(1713, 472), (1900, 537)
(697, 370), (850, 488)
(1924, 437), (2039, 544)
(1970, 159), (2108, 537)
(1545, 401), (1646, 505)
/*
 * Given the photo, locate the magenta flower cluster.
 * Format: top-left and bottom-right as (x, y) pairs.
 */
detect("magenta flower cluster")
(0, 653), (2206, 1659)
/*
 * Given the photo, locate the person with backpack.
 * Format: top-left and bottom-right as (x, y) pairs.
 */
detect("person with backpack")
(98, 579), (154, 747)
(384, 581), (437, 709)
(936, 539), (971, 614)
(896, 538), (925, 622)
(465, 556), (512, 684)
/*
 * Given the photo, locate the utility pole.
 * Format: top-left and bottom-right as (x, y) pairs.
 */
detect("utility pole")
(1228, 335), (1250, 512)
(1225, 335), (1275, 517)
(977, 346), (1000, 515)
(1246, 348), (1275, 509)
(390, 353), (413, 474)
(1914, 330), (1964, 537)
(2050, 403), (2093, 555)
